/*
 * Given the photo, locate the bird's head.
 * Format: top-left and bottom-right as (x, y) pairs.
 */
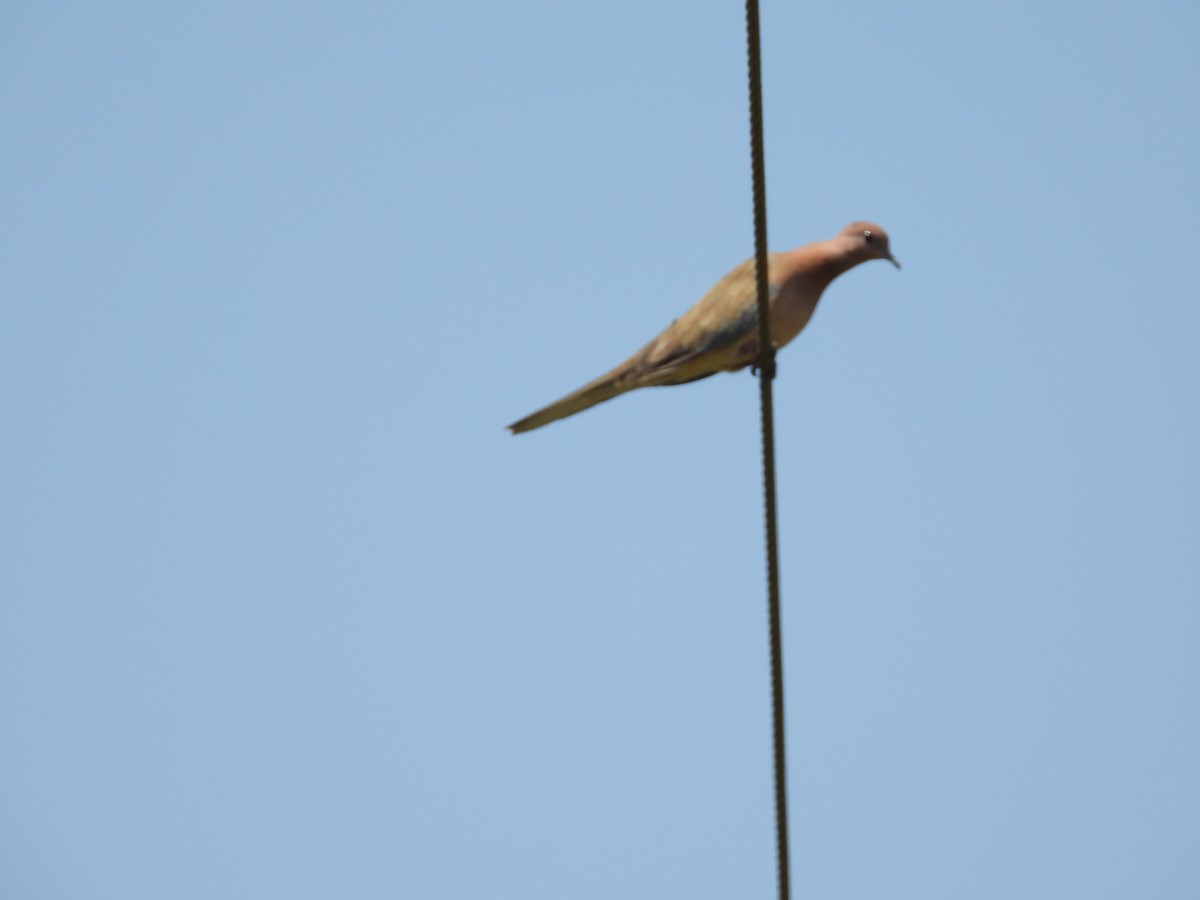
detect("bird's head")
(840, 221), (900, 269)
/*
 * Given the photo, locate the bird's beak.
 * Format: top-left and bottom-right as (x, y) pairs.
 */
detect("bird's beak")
(886, 254), (901, 270)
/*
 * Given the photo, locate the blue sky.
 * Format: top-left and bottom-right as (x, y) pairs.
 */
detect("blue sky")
(2, 2), (1198, 897)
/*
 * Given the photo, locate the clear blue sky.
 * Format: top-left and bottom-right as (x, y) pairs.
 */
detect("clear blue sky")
(3, 2), (1197, 897)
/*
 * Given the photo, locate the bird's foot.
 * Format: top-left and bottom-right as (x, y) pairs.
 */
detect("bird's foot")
(751, 347), (778, 381)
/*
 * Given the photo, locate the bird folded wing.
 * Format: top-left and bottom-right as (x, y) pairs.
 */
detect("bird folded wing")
(615, 256), (778, 385)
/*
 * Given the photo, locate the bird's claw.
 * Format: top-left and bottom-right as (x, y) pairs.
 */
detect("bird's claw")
(751, 346), (778, 380)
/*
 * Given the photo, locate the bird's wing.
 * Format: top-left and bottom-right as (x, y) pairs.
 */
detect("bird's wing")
(616, 256), (777, 386)
(507, 256), (780, 432)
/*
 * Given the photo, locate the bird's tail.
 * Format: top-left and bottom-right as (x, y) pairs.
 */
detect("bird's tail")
(508, 371), (629, 434)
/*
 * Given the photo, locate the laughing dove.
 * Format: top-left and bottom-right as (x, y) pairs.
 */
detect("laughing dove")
(508, 221), (899, 434)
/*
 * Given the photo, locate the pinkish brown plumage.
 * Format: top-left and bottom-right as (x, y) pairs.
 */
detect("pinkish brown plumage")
(509, 221), (899, 434)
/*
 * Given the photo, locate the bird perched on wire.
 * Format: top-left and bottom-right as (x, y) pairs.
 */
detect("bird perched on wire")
(508, 221), (899, 434)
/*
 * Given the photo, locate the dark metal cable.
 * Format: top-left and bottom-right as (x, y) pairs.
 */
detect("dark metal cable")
(744, 1), (790, 898)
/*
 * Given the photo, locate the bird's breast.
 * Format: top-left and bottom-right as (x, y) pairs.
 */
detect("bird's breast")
(769, 280), (822, 348)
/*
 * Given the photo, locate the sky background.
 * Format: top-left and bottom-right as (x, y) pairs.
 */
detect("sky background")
(2, 1), (1198, 898)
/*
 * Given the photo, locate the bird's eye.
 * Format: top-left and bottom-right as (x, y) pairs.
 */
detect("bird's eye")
(863, 230), (874, 243)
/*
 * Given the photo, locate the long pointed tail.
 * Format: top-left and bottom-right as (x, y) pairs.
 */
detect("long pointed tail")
(508, 372), (629, 434)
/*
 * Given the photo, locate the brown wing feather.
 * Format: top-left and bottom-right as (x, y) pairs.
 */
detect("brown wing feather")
(508, 254), (779, 433)
(614, 255), (774, 385)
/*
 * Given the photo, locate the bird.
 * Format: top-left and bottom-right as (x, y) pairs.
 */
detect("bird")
(508, 221), (899, 434)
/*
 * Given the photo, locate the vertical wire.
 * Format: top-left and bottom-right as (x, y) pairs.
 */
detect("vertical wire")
(744, 1), (791, 897)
